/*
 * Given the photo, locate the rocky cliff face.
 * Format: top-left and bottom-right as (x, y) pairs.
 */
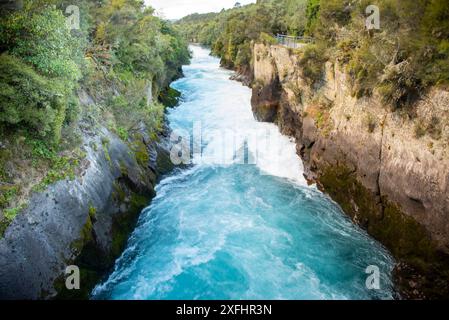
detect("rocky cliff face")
(250, 43), (449, 299)
(0, 90), (175, 299)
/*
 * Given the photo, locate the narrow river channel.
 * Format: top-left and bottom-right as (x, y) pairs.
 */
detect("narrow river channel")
(92, 45), (395, 300)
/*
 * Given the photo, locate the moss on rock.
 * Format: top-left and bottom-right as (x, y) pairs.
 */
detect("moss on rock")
(318, 164), (449, 299)
(158, 87), (181, 108)
(54, 176), (153, 300)
(110, 193), (148, 258)
(132, 137), (150, 169)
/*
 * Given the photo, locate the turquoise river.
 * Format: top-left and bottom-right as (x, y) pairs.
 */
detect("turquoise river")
(92, 46), (395, 300)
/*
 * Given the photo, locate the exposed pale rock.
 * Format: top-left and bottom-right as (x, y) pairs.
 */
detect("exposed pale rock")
(251, 42), (449, 298)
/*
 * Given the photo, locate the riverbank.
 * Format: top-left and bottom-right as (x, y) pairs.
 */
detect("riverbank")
(0, 86), (180, 299)
(0, 1), (190, 299)
(174, 0), (449, 299)
(91, 45), (396, 300)
(245, 42), (449, 299)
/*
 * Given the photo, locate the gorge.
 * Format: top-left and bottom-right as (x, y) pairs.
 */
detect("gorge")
(248, 41), (449, 299)
(91, 45), (396, 300)
(173, 0), (449, 298)
(1, 0), (448, 301)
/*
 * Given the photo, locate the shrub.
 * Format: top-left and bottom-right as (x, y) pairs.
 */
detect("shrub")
(319, 0), (352, 27)
(346, 42), (385, 99)
(0, 3), (83, 144)
(414, 120), (426, 139)
(260, 32), (277, 45)
(305, 0), (320, 34)
(0, 5), (82, 80)
(377, 61), (420, 110)
(109, 85), (165, 139)
(116, 127), (129, 141)
(0, 185), (18, 209)
(0, 54), (73, 142)
(235, 42), (252, 68)
(298, 43), (328, 85)
(427, 116), (442, 140)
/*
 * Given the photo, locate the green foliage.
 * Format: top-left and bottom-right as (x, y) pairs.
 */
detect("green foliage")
(177, 1), (309, 71)
(305, 0), (320, 34)
(298, 43), (328, 85)
(282, 0), (308, 35)
(178, 0), (449, 110)
(319, 0), (351, 27)
(0, 185), (19, 209)
(0, 134), (85, 235)
(0, 54), (75, 142)
(133, 137), (149, 168)
(0, 204), (26, 237)
(3, 206), (21, 221)
(0, 3), (82, 80)
(259, 32), (277, 45)
(108, 89), (165, 139)
(82, 0), (189, 142)
(414, 116), (442, 140)
(414, 120), (426, 139)
(159, 87), (181, 108)
(101, 136), (112, 165)
(88, 0), (189, 90)
(417, 0), (449, 87)
(0, 0), (189, 145)
(116, 127), (129, 141)
(0, 0), (190, 233)
(34, 155), (78, 190)
(346, 41), (385, 98)
(0, 1), (83, 144)
(377, 62), (420, 110)
(29, 138), (56, 160)
(88, 205), (97, 218)
(315, 0), (449, 108)
(29, 137), (83, 192)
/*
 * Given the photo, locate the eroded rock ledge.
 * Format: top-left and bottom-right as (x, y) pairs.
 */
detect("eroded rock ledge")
(249, 43), (449, 299)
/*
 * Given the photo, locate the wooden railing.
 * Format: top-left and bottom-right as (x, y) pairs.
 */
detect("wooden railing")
(275, 34), (313, 48)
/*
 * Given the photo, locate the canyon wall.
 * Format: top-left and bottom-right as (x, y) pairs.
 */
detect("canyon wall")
(250, 43), (449, 299)
(0, 91), (175, 299)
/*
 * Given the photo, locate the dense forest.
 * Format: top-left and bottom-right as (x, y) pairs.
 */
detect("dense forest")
(176, 0), (449, 108)
(0, 0), (189, 234)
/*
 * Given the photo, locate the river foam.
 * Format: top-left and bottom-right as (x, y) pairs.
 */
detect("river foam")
(91, 45), (395, 300)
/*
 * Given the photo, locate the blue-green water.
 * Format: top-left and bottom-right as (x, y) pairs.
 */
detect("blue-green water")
(92, 46), (395, 300)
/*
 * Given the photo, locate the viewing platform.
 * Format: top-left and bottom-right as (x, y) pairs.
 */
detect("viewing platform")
(275, 34), (313, 49)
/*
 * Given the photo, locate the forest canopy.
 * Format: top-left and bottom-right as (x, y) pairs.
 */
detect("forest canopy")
(0, 0), (190, 143)
(176, 0), (449, 108)
(0, 0), (190, 228)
